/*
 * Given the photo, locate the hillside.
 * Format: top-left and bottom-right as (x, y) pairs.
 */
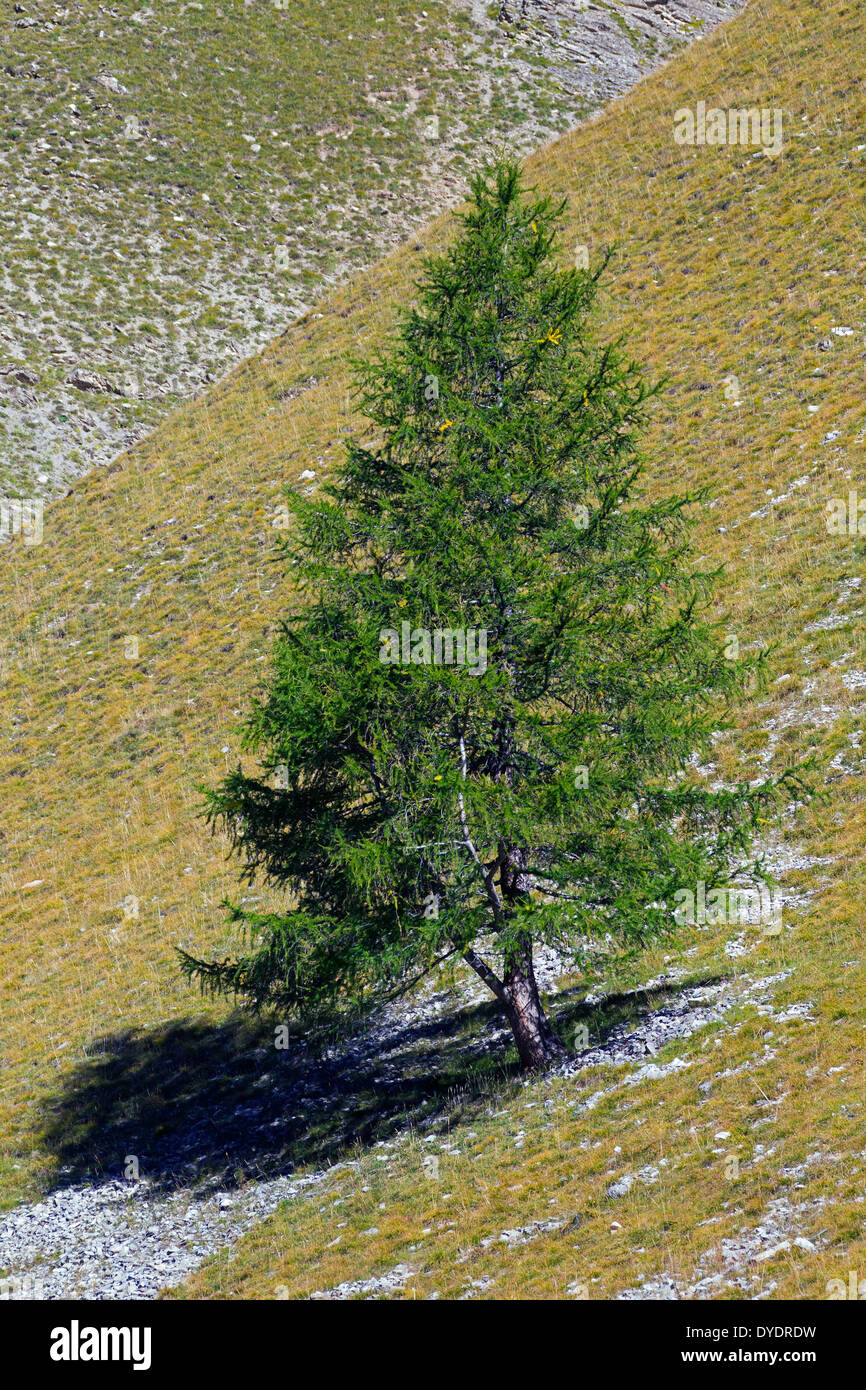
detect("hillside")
(1, 0), (865, 1301)
(0, 0), (740, 497)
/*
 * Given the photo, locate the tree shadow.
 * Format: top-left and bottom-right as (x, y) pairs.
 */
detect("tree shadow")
(38, 996), (513, 1195)
(37, 971), (723, 1195)
(552, 970), (727, 1051)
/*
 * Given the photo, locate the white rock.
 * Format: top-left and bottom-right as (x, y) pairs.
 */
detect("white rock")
(754, 1241), (790, 1262)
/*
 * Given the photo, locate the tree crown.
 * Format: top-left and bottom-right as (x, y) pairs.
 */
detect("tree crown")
(182, 161), (795, 1032)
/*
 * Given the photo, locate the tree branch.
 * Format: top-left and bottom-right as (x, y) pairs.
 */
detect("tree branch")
(457, 732), (504, 923)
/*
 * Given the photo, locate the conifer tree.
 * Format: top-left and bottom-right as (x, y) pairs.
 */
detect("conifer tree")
(182, 160), (794, 1068)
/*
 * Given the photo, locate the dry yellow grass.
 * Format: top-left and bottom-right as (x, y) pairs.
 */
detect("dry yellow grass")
(1, 0), (865, 1299)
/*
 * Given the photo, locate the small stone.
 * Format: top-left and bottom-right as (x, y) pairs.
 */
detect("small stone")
(3, 367), (39, 386)
(754, 1240), (790, 1262)
(96, 73), (130, 95)
(607, 1176), (633, 1198)
(66, 367), (121, 396)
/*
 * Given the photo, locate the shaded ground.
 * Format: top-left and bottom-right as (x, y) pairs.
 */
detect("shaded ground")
(0, 963), (740, 1298)
(37, 972), (710, 1193)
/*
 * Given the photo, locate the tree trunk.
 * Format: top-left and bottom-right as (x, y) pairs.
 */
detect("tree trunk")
(463, 938), (566, 1070)
(502, 937), (566, 1070)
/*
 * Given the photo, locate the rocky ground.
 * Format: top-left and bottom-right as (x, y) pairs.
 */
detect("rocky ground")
(0, 0), (746, 497)
(0, 835), (826, 1299)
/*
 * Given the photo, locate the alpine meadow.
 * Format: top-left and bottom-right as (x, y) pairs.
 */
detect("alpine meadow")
(0, 0), (864, 1335)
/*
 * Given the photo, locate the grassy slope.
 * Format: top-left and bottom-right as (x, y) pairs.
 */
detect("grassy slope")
(1, 0), (865, 1297)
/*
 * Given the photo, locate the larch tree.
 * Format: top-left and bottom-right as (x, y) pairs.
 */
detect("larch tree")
(182, 160), (794, 1069)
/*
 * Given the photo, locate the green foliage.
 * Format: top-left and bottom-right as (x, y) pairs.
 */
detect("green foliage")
(183, 160), (799, 1032)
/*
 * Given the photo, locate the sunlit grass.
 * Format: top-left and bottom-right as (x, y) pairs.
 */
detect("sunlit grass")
(1, 0), (865, 1299)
